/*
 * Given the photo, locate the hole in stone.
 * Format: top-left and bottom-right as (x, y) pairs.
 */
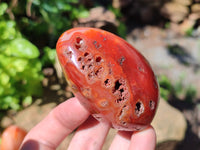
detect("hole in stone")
(75, 37), (83, 50)
(81, 65), (85, 70)
(78, 57), (82, 61)
(75, 44), (81, 49)
(122, 121), (127, 125)
(84, 52), (89, 57)
(138, 66), (144, 72)
(120, 88), (124, 93)
(114, 80), (122, 91)
(135, 127), (141, 131)
(75, 37), (86, 51)
(118, 105), (128, 121)
(87, 58), (92, 62)
(118, 56), (125, 65)
(66, 51), (72, 58)
(95, 67), (103, 77)
(88, 64), (93, 69)
(135, 101), (144, 117)
(93, 40), (102, 49)
(149, 100), (155, 110)
(100, 101), (108, 107)
(88, 71), (95, 80)
(93, 114), (103, 122)
(136, 102), (141, 111)
(82, 88), (91, 98)
(96, 56), (102, 62)
(113, 79), (129, 104)
(93, 41), (97, 44)
(76, 37), (83, 44)
(104, 79), (111, 87)
(104, 79), (109, 84)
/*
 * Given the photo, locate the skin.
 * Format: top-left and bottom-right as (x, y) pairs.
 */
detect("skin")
(20, 97), (156, 150)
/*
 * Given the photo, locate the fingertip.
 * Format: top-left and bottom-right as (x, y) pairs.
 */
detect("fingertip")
(21, 97), (90, 149)
(129, 126), (156, 150)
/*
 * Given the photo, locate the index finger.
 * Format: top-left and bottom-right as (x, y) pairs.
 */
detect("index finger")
(20, 97), (90, 150)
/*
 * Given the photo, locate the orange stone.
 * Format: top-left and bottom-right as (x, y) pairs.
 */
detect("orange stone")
(56, 27), (159, 131)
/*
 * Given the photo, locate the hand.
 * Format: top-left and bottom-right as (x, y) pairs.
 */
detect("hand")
(20, 97), (156, 150)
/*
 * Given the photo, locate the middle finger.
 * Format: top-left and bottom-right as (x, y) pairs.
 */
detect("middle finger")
(68, 116), (111, 150)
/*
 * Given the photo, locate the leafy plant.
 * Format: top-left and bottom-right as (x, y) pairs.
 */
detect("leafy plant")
(158, 75), (197, 102)
(12, 0), (89, 47)
(41, 47), (56, 67)
(185, 27), (194, 36)
(185, 85), (197, 103)
(158, 75), (172, 100)
(0, 3), (43, 110)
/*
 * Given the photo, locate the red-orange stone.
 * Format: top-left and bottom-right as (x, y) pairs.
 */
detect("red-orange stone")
(56, 27), (159, 131)
(0, 125), (27, 150)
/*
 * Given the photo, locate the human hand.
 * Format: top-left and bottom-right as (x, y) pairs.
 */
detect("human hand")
(20, 97), (156, 150)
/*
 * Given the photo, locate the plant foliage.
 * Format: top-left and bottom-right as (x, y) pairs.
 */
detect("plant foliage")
(13, 0), (89, 47)
(0, 2), (43, 110)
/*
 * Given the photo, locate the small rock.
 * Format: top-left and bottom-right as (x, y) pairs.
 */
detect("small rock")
(43, 68), (54, 76)
(191, 4), (200, 13)
(73, 7), (118, 34)
(1, 117), (14, 128)
(65, 91), (73, 98)
(173, 0), (192, 6)
(66, 86), (72, 92)
(161, 2), (189, 23)
(42, 77), (49, 87)
(50, 84), (61, 90)
(179, 18), (195, 34)
(189, 13), (200, 21)
(112, 0), (120, 8)
(57, 89), (65, 96)
(152, 98), (187, 143)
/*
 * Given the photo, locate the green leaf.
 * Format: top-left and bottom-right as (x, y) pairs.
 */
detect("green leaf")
(12, 58), (28, 72)
(56, 2), (71, 11)
(41, 47), (56, 66)
(32, 0), (40, 5)
(7, 38), (40, 59)
(0, 86), (4, 95)
(0, 3), (8, 16)
(23, 96), (32, 107)
(160, 87), (170, 101)
(0, 96), (20, 110)
(42, 2), (58, 13)
(0, 72), (10, 85)
(78, 10), (89, 18)
(0, 20), (17, 41)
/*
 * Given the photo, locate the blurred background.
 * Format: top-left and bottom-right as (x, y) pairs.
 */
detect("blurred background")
(0, 0), (200, 149)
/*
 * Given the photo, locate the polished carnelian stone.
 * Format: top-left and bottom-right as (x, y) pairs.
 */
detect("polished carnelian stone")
(56, 27), (159, 131)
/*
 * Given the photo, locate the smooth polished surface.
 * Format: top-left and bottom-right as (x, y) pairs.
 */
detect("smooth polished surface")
(56, 27), (159, 131)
